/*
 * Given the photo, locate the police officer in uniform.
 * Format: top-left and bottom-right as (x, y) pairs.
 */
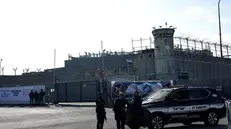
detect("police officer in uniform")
(34, 91), (39, 105)
(113, 92), (129, 129)
(29, 90), (34, 105)
(129, 91), (143, 129)
(96, 92), (107, 129)
(39, 89), (45, 105)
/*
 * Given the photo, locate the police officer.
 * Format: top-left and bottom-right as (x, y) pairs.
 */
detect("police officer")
(129, 91), (143, 129)
(34, 91), (39, 105)
(96, 92), (107, 129)
(113, 92), (129, 129)
(39, 89), (45, 105)
(29, 90), (34, 105)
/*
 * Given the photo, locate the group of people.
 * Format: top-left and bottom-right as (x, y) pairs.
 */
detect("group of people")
(95, 91), (143, 129)
(29, 89), (45, 105)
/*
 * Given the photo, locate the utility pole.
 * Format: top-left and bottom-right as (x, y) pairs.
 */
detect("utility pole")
(53, 49), (58, 104)
(0, 59), (2, 75)
(218, 0), (223, 58)
(101, 41), (105, 79)
(101, 41), (108, 105)
(218, 0), (224, 94)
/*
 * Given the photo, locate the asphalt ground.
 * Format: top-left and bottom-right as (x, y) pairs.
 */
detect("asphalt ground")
(0, 106), (228, 129)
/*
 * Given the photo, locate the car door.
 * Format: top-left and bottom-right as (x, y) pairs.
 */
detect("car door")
(189, 88), (211, 113)
(167, 89), (190, 115)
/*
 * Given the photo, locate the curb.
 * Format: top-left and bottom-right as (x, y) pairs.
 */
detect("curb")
(57, 104), (96, 108)
(0, 104), (50, 108)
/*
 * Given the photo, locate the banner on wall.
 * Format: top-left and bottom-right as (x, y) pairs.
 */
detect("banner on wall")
(0, 85), (45, 104)
(111, 81), (172, 99)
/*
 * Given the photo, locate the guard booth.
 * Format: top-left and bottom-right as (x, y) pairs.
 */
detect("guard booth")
(56, 80), (101, 102)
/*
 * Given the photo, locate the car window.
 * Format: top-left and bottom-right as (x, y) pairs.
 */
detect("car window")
(146, 89), (172, 101)
(189, 89), (210, 99)
(171, 90), (189, 100)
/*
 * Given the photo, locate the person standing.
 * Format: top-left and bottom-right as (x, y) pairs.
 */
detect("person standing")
(113, 92), (129, 129)
(96, 92), (107, 129)
(39, 89), (45, 105)
(129, 91), (143, 129)
(29, 90), (34, 105)
(34, 91), (39, 105)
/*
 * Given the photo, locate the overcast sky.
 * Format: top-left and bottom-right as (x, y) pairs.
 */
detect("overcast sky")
(0, 0), (230, 75)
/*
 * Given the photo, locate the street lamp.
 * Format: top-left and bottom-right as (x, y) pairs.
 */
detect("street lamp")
(218, 0), (223, 58)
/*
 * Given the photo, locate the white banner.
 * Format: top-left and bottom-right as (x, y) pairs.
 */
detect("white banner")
(0, 85), (45, 104)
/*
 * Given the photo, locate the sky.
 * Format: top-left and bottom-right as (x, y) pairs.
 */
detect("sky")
(0, 0), (230, 75)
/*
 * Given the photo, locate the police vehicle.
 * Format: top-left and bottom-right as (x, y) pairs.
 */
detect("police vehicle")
(140, 86), (227, 129)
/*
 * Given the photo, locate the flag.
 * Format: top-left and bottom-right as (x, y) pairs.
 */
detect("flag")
(97, 68), (103, 78)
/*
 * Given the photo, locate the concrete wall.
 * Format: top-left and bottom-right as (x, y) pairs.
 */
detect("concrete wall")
(1, 48), (231, 98)
(174, 51), (231, 81)
(1, 50), (230, 85)
(0, 72), (53, 87)
(65, 55), (129, 71)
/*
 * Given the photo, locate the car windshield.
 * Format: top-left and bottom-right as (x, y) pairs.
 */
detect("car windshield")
(146, 89), (172, 100)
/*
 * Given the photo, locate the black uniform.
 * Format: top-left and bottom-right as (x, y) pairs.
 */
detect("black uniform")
(129, 96), (143, 129)
(29, 90), (34, 105)
(39, 89), (45, 105)
(113, 98), (129, 129)
(34, 91), (39, 105)
(96, 97), (107, 129)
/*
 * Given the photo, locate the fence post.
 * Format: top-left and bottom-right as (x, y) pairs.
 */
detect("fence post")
(55, 81), (59, 104)
(80, 82), (83, 102)
(96, 80), (100, 99)
(97, 80), (101, 92)
(104, 80), (108, 105)
(65, 83), (67, 102)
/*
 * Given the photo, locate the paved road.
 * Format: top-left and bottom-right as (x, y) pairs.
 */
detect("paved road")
(0, 106), (228, 129)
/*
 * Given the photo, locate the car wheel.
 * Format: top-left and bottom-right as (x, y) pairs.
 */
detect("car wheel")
(151, 114), (164, 129)
(182, 121), (192, 126)
(203, 111), (219, 126)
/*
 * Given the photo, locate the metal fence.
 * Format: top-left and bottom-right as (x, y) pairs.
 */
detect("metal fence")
(130, 36), (231, 58)
(56, 80), (100, 102)
(174, 36), (231, 58)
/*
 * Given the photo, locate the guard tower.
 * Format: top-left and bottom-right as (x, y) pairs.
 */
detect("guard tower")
(152, 25), (176, 80)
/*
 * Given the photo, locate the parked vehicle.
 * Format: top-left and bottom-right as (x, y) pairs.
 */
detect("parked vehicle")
(126, 86), (227, 129)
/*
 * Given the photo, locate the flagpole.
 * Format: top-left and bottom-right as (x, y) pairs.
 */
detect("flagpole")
(101, 40), (108, 104)
(101, 41), (105, 79)
(54, 49), (56, 84)
(53, 49), (57, 104)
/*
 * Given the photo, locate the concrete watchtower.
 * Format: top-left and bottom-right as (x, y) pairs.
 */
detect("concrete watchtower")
(152, 26), (176, 80)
